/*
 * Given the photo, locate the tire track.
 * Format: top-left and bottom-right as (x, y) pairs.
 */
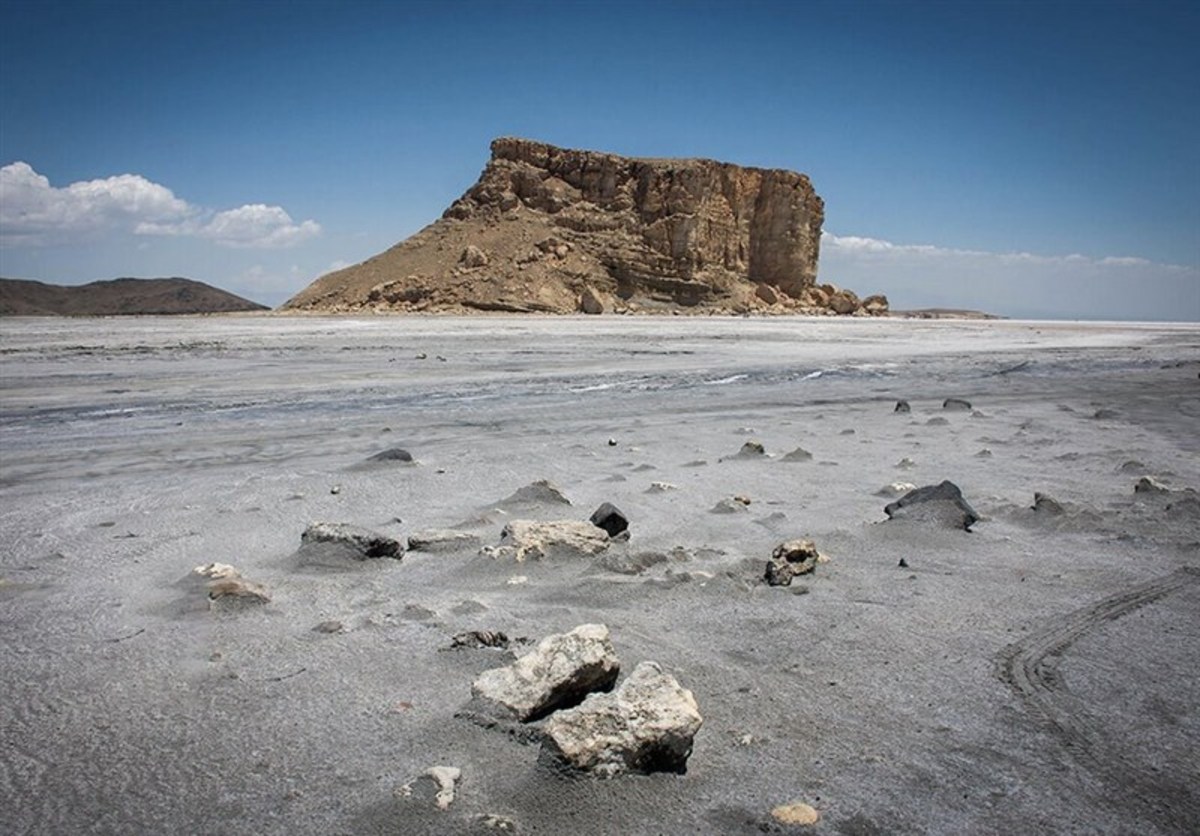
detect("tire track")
(998, 566), (1200, 832)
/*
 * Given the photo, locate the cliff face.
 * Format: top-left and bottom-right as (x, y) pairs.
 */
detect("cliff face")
(285, 138), (883, 315)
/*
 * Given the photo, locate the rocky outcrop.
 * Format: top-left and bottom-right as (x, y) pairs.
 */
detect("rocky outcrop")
(283, 138), (886, 316)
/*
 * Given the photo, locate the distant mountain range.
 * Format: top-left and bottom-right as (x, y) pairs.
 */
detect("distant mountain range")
(0, 277), (268, 316)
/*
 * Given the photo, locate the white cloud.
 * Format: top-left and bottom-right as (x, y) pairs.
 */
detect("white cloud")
(0, 161), (319, 249)
(138, 204), (321, 248)
(820, 231), (1199, 321)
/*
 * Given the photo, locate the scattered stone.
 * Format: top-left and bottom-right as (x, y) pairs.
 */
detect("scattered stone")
(975, 448), (993, 458)
(710, 498), (750, 514)
(191, 562), (271, 606)
(894, 400), (911, 413)
(399, 766), (462, 810)
(1135, 476), (1170, 494)
(781, 447), (813, 462)
(300, 522), (404, 559)
(771, 802), (820, 826)
(1032, 492), (1065, 515)
(314, 620), (345, 633)
(506, 575), (528, 586)
(896, 457), (916, 469)
(540, 661), (703, 777)
(607, 438), (618, 446)
(839, 428), (856, 435)
(426, 766), (461, 810)
(451, 630), (510, 650)
(1093, 408), (1119, 420)
(764, 539), (820, 586)
(733, 495), (752, 505)
(875, 482), (917, 497)
(589, 502), (629, 537)
(460, 245), (488, 267)
(729, 440), (765, 458)
(943, 398), (972, 411)
(366, 447), (414, 463)
(898, 557), (909, 568)
(451, 599), (489, 615)
(330, 485), (342, 495)
(477, 813), (518, 832)
(884, 480), (980, 531)
(480, 520), (610, 561)
(579, 286), (605, 314)
(407, 529), (482, 552)
(492, 479), (572, 508)
(470, 624), (620, 721)
(647, 481), (678, 492)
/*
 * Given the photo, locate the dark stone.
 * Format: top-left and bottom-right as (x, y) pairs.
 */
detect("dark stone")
(943, 398), (972, 411)
(589, 502), (629, 537)
(450, 630), (511, 649)
(894, 400), (911, 413)
(1032, 492), (1065, 515)
(367, 447), (414, 463)
(898, 557), (909, 568)
(884, 480), (980, 531)
(300, 522), (405, 559)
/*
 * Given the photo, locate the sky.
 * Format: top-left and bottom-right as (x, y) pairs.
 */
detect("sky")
(1, 0), (1197, 321)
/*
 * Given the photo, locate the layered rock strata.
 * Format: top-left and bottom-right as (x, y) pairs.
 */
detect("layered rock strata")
(283, 138), (885, 315)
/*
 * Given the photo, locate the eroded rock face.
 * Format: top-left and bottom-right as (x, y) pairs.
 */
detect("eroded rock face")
(470, 623), (620, 721)
(283, 139), (888, 315)
(540, 661), (702, 776)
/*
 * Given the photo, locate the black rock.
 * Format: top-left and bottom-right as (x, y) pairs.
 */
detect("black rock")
(884, 480), (980, 531)
(943, 398), (972, 411)
(367, 447), (414, 463)
(894, 400), (911, 413)
(589, 502), (629, 537)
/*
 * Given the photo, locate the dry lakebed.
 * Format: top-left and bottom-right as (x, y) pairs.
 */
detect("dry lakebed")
(1, 314), (1198, 835)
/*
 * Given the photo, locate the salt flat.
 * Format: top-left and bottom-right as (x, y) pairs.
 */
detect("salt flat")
(1, 315), (1198, 835)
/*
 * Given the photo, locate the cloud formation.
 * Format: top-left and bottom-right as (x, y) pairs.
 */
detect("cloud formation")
(0, 162), (319, 249)
(820, 232), (1199, 321)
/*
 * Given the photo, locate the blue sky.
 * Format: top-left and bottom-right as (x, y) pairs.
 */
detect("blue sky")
(1, 0), (1197, 320)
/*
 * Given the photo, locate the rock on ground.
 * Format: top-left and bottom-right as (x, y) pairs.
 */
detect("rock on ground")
(365, 447), (414, 463)
(589, 502), (629, 537)
(471, 623), (620, 721)
(407, 528), (482, 552)
(299, 522), (404, 559)
(765, 539), (820, 586)
(491, 479), (572, 509)
(884, 480), (980, 531)
(190, 562), (270, 606)
(480, 520), (610, 561)
(540, 661), (703, 776)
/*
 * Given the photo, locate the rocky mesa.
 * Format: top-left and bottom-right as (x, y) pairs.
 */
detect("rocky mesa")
(283, 138), (886, 315)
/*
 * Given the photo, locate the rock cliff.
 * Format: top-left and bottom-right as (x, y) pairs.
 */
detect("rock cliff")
(283, 138), (885, 315)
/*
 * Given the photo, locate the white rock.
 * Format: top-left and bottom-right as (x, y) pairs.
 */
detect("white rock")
(471, 624), (620, 721)
(541, 661), (702, 776)
(426, 766), (461, 810)
(480, 519), (609, 562)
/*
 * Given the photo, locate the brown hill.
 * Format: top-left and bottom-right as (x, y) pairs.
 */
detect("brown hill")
(283, 138), (886, 316)
(0, 277), (268, 316)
